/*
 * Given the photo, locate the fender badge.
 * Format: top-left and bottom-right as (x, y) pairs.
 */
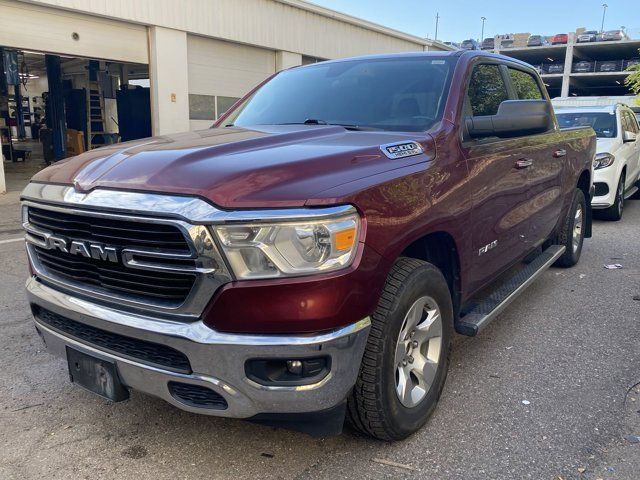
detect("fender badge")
(380, 141), (424, 159)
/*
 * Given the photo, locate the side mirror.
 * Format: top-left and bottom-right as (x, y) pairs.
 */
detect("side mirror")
(623, 131), (637, 143)
(465, 99), (552, 139)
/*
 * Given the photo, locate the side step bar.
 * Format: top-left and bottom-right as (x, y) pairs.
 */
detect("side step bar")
(624, 185), (638, 200)
(456, 245), (566, 337)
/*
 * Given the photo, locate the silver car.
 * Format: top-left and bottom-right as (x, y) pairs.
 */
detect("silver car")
(601, 30), (624, 41)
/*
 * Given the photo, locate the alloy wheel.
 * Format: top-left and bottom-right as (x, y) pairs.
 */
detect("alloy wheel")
(394, 296), (443, 408)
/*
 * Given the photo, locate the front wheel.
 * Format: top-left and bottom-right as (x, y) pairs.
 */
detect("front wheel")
(597, 172), (625, 221)
(347, 258), (453, 441)
(554, 188), (586, 268)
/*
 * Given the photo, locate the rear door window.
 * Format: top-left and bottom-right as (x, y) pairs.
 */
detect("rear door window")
(508, 68), (544, 100)
(467, 64), (509, 116)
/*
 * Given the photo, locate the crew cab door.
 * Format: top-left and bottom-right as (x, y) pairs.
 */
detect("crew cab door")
(460, 63), (532, 293)
(504, 67), (564, 246)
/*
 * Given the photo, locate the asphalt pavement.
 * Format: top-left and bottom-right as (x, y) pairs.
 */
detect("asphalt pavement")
(1, 190), (639, 480)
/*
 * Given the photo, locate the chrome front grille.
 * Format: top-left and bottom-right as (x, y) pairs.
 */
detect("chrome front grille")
(22, 193), (232, 320)
(28, 206), (191, 252)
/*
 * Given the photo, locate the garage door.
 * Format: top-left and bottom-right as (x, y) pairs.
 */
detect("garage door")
(0, 0), (148, 64)
(187, 35), (275, 130)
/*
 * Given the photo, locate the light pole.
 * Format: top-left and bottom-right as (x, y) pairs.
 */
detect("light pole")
(435, 12), (440, 41)
(600, 4), (608, 33)
(481, 16), (486, 42)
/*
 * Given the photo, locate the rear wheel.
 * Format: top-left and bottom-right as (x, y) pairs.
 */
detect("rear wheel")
(554, 188), (586, 268)
(347, 257), (453, 441)
(597, 172), (625, 221)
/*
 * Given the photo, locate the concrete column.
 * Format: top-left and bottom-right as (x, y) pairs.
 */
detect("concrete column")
(148, 26), (190, 135)
(561, 33), (575, 97)
(275, 51), (302, 71)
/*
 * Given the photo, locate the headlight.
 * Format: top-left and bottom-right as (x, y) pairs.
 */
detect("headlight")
(215, 208), (361, 279)
(594, 152), (615, 170)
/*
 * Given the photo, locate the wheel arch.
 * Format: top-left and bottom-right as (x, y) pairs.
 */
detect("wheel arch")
(577, 169), (592, 238)
(400, 231), (461, 317)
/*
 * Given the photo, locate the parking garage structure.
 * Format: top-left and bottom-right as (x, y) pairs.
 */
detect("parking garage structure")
(495, 33), (640, 98)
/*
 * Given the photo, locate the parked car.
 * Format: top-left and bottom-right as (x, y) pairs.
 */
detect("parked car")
(626, 58), (640, 69)
(601, 30), (624, 41)
(556, 104), (640, 220)
(547, 63), (565, 74)
(577, 30), (599, 43)
(632, 106), (640, 124)
(22, 51), (596, 441)
(527, 34), (550, 47)
(460, 39), (480, 50)
(551, 33), (568, 45)
(443, 41), (460, 49)
(598, 61), (620, 72)
(481, 37), (495, 50)
(573, 60), (594, 73)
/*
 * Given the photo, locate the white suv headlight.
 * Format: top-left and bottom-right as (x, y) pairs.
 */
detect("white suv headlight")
(215, 207), (361, 279)
(594, 152), (615, 170)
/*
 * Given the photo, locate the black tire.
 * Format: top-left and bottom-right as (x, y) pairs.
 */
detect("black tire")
(347, 257), (453, 441)
(554, 188), (586, 268)
(596, 172), (625, 221)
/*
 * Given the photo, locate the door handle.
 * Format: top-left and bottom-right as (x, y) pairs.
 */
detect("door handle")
(553, 149), (567, 158)
(514, 158), (533, 169)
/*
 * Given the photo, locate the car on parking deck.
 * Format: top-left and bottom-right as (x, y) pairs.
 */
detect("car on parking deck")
(577, 30), (599, 43)
(598, 61), (620, 72)
(547, 63), (565, 74)
(527, 35), (550, 47)
(481, 38), (495, 50)
(601, 30), (624, 41)
(22, 51), (596, 441)
(551, 33), (568, 45)
(556, 104), (640, 220)
(461, 39), (480, 50)
(573, 60), (594, 73)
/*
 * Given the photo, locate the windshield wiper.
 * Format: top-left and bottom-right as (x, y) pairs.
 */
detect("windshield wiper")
(276, 119), (380, 131)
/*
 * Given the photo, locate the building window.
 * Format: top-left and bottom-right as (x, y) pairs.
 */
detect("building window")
(189, 94), (216, 120)
(216, 96), (240, 118)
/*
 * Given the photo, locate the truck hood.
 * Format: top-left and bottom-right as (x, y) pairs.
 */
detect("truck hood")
(32, 125), (434, 208)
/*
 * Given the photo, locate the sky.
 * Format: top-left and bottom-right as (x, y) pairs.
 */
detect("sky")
(310, 0), (639, 43)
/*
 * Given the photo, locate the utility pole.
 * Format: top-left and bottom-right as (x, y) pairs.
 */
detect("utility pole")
(481, 16), (486, 42)
(601, 3), (608, 33)
(435, 12), (440, 41)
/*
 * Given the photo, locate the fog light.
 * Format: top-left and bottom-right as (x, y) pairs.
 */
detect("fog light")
(286, 360), (303, 375)
(246, 357), (330, 386)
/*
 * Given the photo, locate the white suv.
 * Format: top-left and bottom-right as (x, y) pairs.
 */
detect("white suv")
(556, 104), (640, 220)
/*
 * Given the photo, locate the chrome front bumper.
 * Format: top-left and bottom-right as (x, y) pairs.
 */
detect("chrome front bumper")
(27, 278), (370, 418)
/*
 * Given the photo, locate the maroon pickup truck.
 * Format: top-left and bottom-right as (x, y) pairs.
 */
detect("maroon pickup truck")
(22, 51), (595, 440)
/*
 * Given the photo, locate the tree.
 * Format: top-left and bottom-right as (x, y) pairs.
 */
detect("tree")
(624, 49), (640, 103)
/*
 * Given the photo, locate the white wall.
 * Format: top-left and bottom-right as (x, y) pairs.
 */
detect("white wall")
(0, 0), (148, 64)
(18, 0), (442, 60)
(187, 35), (276, 130)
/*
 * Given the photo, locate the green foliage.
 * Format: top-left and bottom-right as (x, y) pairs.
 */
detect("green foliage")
(625, 49), (640, 105)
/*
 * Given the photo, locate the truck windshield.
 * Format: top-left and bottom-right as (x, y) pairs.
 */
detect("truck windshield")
(223, 56), (455, 132)
(556, 112), (617, 138)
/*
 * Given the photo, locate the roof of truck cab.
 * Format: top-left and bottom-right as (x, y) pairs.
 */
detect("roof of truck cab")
(296, 50), (534, 69)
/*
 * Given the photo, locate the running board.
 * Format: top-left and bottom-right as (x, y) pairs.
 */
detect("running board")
(624, 185), (638, 200)
(456, 245), (566, 337)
